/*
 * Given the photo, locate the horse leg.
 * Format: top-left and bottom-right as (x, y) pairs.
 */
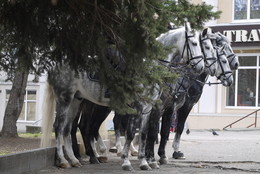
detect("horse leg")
(95, 133), (108, 163)
(89, 136), (100, 158)
(121, 114), (138, 171)
(71, 110), (81, 160)
(54, 94), (82, 168)
(129, 141), (138, 156)
(158, 107), (173, 165)
(91, 106), (111, 163)
(112, 113), (124, 156)
(53, 110), (71, 168)
(78, 100), (100, 164)
(145, 108), (161, 169)
(114, 113), (138, 157)
(89, 133), (107, 163)
(138, 108), (153, 171)
(62, 98), (82, 168)
(172, 103), (192, 159)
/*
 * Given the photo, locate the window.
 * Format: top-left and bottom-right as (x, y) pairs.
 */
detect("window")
(6, 90), (37, 121)
(226, 55), (260, 107)
(234, 0), (260, 21)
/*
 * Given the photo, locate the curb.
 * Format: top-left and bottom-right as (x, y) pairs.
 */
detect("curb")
(0, 147), (55, 174)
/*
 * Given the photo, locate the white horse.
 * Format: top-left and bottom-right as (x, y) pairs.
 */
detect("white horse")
(156, 23), (204, 74)
(145, 27), (229, 168)
(115, 27), (217, 166)
(40, 22), (204, 170)
(209, 30), (239, 70)
(170, 31), (238, 161)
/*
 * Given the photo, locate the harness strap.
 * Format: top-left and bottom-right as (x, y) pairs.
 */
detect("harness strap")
(200, 34), (218, 71)
(205, 57), (217, 68)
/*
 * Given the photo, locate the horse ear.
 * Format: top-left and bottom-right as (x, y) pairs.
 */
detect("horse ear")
(206, 29), (220, 40)
(202, 27), (213, 37)
(216, 32), (223, 40)
(184, 21), (191, 32)
(207, 33), (218, 40)
(206, 27), (213, 35)
(202, 28), (208, 37)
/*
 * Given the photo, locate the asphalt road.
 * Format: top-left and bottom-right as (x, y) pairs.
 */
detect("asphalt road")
(31, 129), (260, 174)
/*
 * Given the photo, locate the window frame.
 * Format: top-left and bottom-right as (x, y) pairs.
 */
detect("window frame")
(5, 89), (37, 122)
(226, 53), (260, 109)
(232, 0), (260, 22)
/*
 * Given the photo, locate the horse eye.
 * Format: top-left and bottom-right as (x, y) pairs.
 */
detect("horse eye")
(222, 60), (227, 63)
(192, 42), (197, 46)
(205, 45), (210, 49)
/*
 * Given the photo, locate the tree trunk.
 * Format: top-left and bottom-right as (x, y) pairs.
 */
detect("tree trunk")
(1, 64), (29, 137)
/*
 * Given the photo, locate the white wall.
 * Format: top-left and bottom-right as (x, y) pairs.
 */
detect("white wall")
(203, 0), (218, 26)
(0, 73), (47, 132)
(192, 76), (219, 114)
(199, 76), (217, 113)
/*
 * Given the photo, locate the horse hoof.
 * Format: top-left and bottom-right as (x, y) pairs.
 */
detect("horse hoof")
(89, 157), (100, 164)
(59, 162), (71, 168)
(98, 156), (108, 163)
(159, 157), (168, 165)
(71, 162), (82, 168)
(122, 164), (134, 171)
(140, 164), (152, 170)
(149, 161), (160, 169)
(131, 151), (138, 156)
(99, 147), (107, 154)
(109, 147), (118, 153)
(172, 151), (185, 159)
(78, 158), (84, 164)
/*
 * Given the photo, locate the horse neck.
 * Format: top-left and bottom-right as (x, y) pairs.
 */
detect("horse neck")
(158, 28), (184, 48)
(198, 72), (208, 83)
(189, 71), (208, 85)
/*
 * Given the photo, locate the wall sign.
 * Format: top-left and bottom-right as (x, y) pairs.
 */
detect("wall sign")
(210, 24), (260, 47)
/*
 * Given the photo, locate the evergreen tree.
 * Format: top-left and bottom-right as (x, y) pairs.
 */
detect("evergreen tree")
(0, 0), (221, 136)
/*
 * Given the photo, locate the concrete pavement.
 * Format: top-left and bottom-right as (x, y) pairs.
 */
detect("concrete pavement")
(31, 129), (260, 174)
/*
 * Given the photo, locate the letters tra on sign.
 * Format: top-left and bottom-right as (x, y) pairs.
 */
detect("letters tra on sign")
(211, 24), (260, 47)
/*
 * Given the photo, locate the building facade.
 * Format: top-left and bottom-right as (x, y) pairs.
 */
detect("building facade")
(0, 0), (259, 132)
(187, 0), (260, 129)
(0, 72), (47, 132)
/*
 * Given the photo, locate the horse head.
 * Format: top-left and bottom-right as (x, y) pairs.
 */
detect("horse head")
(200, 28), (218, 76)
(183, 22), (204, 74)
(156, 22), (204, 74)
(215, 46), (233, 87)
(209, 31), (240, 70)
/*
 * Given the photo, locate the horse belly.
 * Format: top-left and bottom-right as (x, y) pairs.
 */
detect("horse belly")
(77, 78), (110, 106)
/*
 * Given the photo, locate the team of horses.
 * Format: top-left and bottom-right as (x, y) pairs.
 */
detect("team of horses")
(40, 22), (239, 171)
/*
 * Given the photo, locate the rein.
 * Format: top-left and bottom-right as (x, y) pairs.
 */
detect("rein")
(215, 37), (237, 65)
(158, 59), (188, 69)
(221, 44), (236, 64)
(181, 31), (204, 68)
(199, 35), (217, 70)
(205, 81), (223, 86)
(216, 48), (233, 81)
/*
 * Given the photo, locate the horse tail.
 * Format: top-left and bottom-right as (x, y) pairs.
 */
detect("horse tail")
(40, 81), (56, 148)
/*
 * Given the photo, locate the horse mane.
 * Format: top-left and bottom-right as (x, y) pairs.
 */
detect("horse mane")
(216, 32), (231, 45)
(156, 27), (185, 47)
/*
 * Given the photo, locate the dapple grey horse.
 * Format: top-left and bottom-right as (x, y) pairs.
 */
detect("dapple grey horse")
(70, 25), (213, 170)
(40, 22), (204, 170)
(159, 30), (239, 164)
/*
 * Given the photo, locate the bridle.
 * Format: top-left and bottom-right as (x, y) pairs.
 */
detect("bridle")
(199, 34), (217, 70)
(215, 35), (237, 67)
(215, 47), (233, 82)
(219, 43), (237, 65)
(175, 75), (190, 95)
(181, 31), (204, 69)
(170, 67), (192, 98)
